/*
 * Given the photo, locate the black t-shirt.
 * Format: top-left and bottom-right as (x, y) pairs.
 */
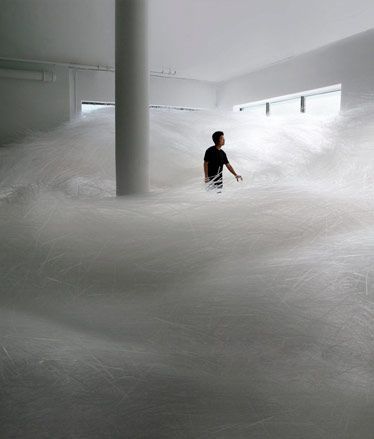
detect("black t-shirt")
(204, 146), (229, 177)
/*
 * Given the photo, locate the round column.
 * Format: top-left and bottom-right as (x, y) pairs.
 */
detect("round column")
(115, 0), (149, 195)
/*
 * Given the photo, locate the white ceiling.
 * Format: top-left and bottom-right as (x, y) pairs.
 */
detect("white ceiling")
(1, 0), (374, 82)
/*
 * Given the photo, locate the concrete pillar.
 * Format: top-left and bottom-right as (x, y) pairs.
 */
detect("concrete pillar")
(115, 0), (149, 195)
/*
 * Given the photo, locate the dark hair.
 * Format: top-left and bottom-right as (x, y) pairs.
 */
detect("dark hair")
(212, 131), (224, 145)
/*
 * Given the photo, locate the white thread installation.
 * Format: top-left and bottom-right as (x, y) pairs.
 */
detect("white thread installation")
(0, 105), (373, 437)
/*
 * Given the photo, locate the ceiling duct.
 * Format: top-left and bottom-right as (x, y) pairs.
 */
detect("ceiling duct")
(0, 68), (56, 82)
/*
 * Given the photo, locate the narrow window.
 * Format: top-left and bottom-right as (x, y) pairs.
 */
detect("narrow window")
(304, 90), (341, 117)
(82, 101), (114, 113)
(270, 97), (300, 117)
(235, 85), (341, 119)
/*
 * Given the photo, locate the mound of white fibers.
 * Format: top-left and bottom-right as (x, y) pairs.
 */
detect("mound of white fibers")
(1, 107), (373, 438)
(2, 105), (373, 198)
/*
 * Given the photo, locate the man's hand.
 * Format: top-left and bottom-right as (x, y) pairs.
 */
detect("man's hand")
(205, 176), (210, 183)
(226, 163), (242, 182)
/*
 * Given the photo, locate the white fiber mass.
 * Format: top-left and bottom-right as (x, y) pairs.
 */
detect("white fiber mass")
(0, 107), (373, 438)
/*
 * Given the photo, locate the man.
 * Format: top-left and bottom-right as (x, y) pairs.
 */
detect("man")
(204, 131), (242, 190)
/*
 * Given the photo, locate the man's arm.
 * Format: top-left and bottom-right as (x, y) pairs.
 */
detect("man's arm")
(204, 161), (209, 183)
(225, 163), (243, 181)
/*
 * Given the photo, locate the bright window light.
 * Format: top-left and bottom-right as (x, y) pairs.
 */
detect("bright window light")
(81, 103), (201, 113)
(82, 102), (114, 113)
(270, 97), (301, 117)
(305, 90), (341, 118)
(240, 104), (266, 116)
(235, 85), (341, 118)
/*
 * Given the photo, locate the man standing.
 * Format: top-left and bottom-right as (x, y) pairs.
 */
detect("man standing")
(204, 131), (242, 190)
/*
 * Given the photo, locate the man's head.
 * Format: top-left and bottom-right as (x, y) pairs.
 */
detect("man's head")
(212, 131), (225, 148)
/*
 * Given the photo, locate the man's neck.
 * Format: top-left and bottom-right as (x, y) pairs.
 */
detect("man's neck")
(214, 145), (221, 150)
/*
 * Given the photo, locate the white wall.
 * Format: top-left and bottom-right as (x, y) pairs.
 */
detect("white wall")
(150, 76), (217, 109)
(72, 70), (217, 113)
(72, 70), (115, 114)
(3, 25), (374, 145)
(217, 29), (374, 111)
(0, 62), (70, 145)
(0, 64), (217, 145)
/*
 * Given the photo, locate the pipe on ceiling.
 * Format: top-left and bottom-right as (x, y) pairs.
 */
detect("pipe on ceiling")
(0, 67), (56, 82)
